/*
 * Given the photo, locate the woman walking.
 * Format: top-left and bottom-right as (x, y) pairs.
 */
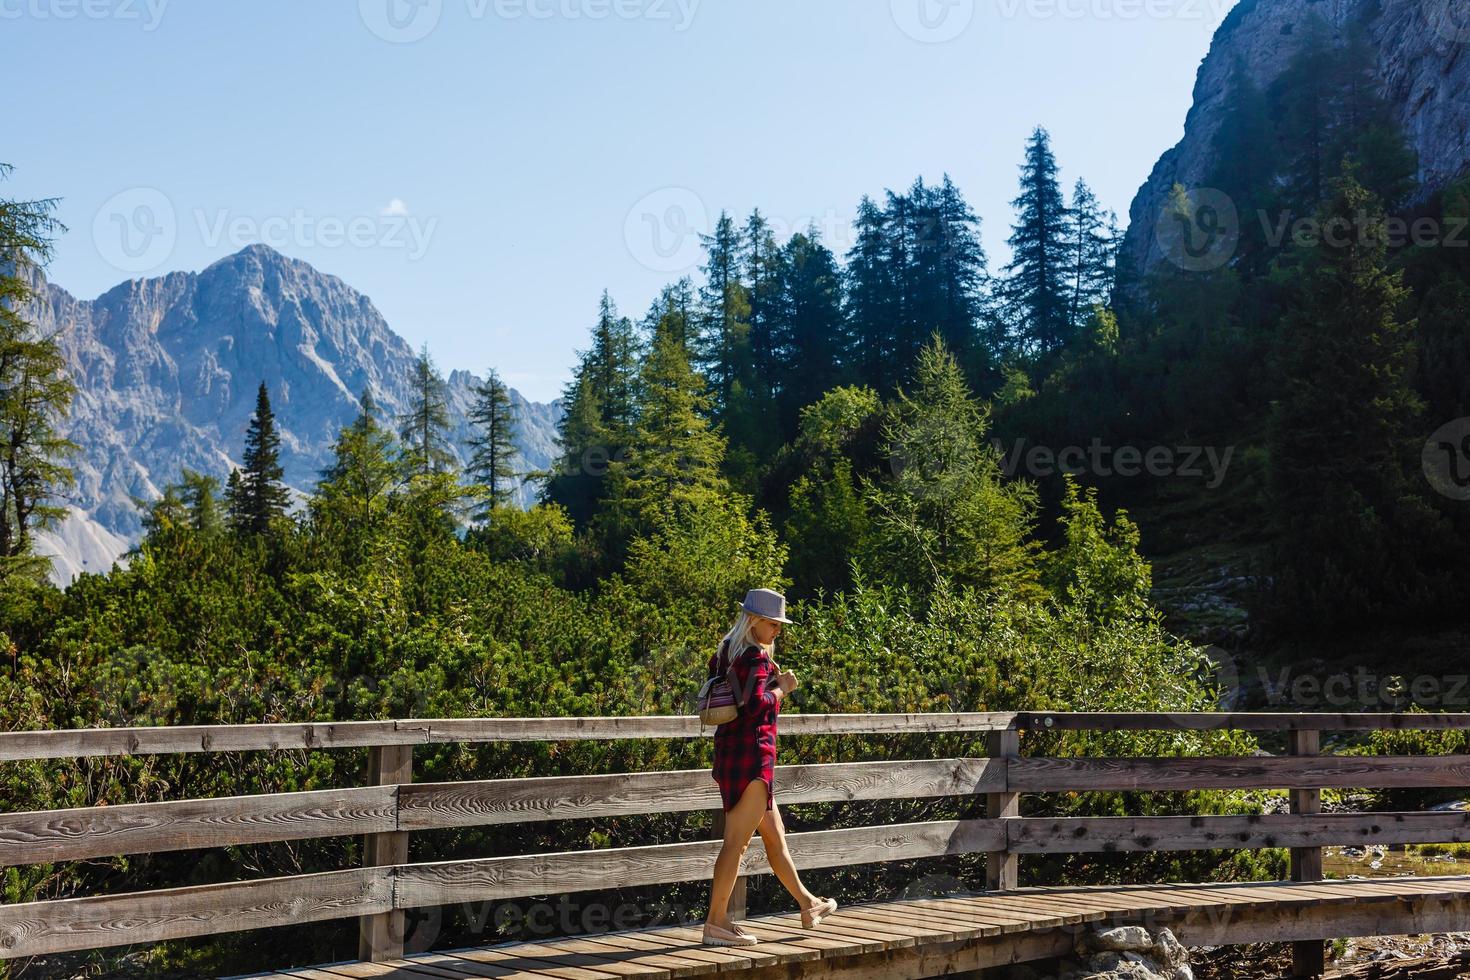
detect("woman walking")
(702, 588), (838, 947)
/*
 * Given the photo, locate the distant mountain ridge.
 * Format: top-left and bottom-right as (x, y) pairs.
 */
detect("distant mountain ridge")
(25, 244), (562, 584)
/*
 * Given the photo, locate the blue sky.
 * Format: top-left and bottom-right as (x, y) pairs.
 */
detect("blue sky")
(6, 0), (1234, 402)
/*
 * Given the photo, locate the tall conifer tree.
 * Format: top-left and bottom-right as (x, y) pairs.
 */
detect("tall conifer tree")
(0, 163), (77, 584)
(231, 381), (292, 536)
(773, 230), (846, 437)
(1267, 169), (1445, 626)
(1004, 127), (1071, 354)
(398, 344), (455, 478)
(467, 367), (520, 515)
(844, 195), (896, 392)
(1064, 178), (1117, 332)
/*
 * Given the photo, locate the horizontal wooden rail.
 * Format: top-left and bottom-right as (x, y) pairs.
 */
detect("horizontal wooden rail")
(1008, 811), (1470, 853)
(0, 820), (1001, 959)
(0, 721), (423, 762)
(17, 750), (1469, 868)
(394, 818), (1001, 908)
(0, 759), (998, 866)
(0, 713), (1017, 762)
(1020, 712), (1470, 732)
(0, 868), (392, 959)
(1008, 755), (1470, 792)
(9, 711), (1470, 763)
(0, 786), (397, 866)
(400, 757), (999, 831)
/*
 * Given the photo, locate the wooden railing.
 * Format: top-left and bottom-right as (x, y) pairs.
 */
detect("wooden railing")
(2, 711), (1469, 974)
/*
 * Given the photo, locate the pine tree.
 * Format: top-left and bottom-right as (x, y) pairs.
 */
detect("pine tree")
(0, 163), (77, 585)
(696, 212), (752, 417)
(844, 195), (897, 392)
(224, 469), (245, 533)
(772, 229), (846, 437)
(312, 387), (399, 560)
(586, 291), (639, 441)
(541, 364), (606, 528)
(467, 367), (520, 516)
(743, 210), (783, 404)
(1266, 168), (1446, 627)
(929, 175), (991, 371)
(1267, 17), (1414, 215)
(1004, 127), (1072, 355)
(643, 279), (697, 353)
(866, 335), (1040, 600)
(542, 295), (642, 528)
(398, 344), (455, 478)
(178, 470), (223, 535)
(231, 381), (292, 536)
(883, 188), (921, 358)
(1064, 178), (1117, 333)
(599, 315), (727, 552)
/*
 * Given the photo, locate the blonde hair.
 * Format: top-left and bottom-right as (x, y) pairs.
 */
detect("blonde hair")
(720, 609), (774, 663)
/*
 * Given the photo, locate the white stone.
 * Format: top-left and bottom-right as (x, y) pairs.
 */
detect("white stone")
(1092, 925), (1156, 952)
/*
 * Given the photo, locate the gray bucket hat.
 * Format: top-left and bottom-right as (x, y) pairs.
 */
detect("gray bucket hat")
(739, 587), (794, 624)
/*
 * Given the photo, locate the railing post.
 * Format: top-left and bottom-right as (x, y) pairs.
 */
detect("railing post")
(359, 743), (412, 963)
(986, 726), (1019, 892)
(1289, 728), (1324, 978)
(711, 807), (747, 921)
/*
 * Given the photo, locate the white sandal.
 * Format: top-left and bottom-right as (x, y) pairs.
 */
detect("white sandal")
(801, 897), (838, 929)
(702, 922), (758, 947)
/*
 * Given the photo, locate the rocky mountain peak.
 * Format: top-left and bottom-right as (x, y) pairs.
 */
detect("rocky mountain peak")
(27, 247), (562, 583)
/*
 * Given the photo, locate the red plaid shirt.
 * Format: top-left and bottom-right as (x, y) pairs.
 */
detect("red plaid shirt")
(709, 642), (781, 812)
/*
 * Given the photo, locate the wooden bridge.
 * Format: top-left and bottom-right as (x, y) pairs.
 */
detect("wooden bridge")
(4, 712), (1470, 979)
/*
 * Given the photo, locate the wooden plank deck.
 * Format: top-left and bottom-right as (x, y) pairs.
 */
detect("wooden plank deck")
(229, 878), (1470, 980)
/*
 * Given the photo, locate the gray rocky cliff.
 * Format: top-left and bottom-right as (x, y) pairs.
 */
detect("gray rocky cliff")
(1121, 0), (1470, 277)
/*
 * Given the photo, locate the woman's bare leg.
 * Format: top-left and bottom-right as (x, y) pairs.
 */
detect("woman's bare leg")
(707, 781), (768, 930)
(756, 803), (819, 909)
